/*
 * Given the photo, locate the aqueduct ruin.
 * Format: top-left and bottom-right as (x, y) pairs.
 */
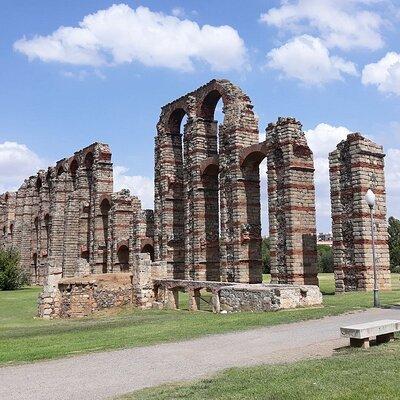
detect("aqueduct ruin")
(154, 80), (318, 286)
(0, 79), (391, 318)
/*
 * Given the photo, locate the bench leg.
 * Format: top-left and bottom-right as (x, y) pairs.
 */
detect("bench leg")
(376, 332), (394, 344)
(350, 338), (370, 349)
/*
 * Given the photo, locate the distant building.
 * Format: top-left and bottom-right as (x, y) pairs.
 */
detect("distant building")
(317, 232), (333, 246)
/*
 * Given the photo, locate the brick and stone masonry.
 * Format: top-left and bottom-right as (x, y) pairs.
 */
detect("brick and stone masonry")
(3, 79), (392, 316)
(155, 80), (318, 286)
(0, 143), (154, 285)
(329, 133), (391, 292)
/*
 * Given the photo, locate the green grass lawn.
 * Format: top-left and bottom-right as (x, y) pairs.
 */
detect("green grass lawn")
(119, 339), (400, 400)
(1, 273), (400, 366)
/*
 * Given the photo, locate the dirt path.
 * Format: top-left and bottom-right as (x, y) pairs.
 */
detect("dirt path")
(1, 308), (399, 400)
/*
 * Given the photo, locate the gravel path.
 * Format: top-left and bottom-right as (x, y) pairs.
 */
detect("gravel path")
(1, 308), (399, 400)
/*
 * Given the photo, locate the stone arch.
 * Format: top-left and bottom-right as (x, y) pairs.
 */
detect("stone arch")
(155, 79), (261, 283)
(36, 177), (42, 192)
(117, 244), (130, 272)
(84, 152), (94, 170)
(44, 213), (51, 254)
(100, 198), (111, 273)
(69, 158), (79, 175)
(154, 105), (189, 279)
(34, 216), (39, 238)
(56, 165), (65, 176)
(141, 243), (155, 262)
(199, 89), (224, 121)
(32, 252), (38, 283)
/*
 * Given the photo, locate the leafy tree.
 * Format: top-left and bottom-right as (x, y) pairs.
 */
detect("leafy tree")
(0, 248), (26, 290)
(317, 244), (334, 273)
(388, 216), (400, 272)
(261, 237), (271, 274)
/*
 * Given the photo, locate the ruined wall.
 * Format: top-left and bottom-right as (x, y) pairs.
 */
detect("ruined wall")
(329, 133), (391, 292)
(265, 118), (318, 285)
(0, 192), (16, 250)
(219, 284), (322, 312)
(155, 79), (262, 284)
(0, 142), (154, 285)
(39, 273), (134, 318)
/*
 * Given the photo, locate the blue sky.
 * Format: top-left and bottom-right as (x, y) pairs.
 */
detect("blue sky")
(1, 0), (400, 233)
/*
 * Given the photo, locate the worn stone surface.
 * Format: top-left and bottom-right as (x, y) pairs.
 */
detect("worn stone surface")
(154, 80), (318, 286)
(55, 273), (133, 318)
(219, 284), (322, 312)
(0, 143), (154, 285)
(329, 133), (391, 292)
(2, 79), (393, 317)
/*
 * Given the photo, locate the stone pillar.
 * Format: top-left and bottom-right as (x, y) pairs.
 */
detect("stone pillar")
(218, 94), (261, 284)
(183, 118), (220, 281)
(267, 118), (318, 285)
(154, 110), (185, 279)
(329, 133), (391, 292)
(188, 288), (201, 311)
(91, 144), (113, 274)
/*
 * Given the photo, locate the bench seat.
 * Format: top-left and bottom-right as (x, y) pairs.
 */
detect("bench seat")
(340, 319), (400, 348)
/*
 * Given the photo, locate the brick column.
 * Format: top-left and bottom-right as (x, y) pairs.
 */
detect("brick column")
(154, 110), (185, 278)
(329, 133), (391, 292)
(267, 118), (318, 285)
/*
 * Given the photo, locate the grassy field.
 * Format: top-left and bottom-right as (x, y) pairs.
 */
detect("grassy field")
(120, 339), (400, 400)
(1, 273), (400, 365)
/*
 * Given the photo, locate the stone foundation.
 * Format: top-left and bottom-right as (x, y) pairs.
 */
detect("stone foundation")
(40, 273), (134, 318)
(219, 284), (322, 312)
(154, 279), (322, 313)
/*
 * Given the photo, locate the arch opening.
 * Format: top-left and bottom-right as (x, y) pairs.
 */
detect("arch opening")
(44, 214), (51, 254)
(198, 92), (224, 281)
(117, 245), (130, 272)
(36, 177), (42, 192)
(84, 152), (94, 170)
(100, 199), (111, 273)
(165, 108), (188, 279)
(32, 252), (38, 283)
(57, 166), (65, 176)
(70, 159), (79, 189)
(141, 243), (154, 262)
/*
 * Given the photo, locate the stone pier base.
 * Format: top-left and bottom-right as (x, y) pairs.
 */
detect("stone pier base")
(154, 279), (323, 313)
(219, 284), (322, 312)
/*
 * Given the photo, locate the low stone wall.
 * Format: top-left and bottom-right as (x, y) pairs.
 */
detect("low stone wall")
(219, 284), (323, 312)
(40, 273), (134, 318)
(153, 280), (323, 313)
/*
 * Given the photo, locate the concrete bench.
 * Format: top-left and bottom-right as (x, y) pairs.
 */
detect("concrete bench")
(340, 319), (400, 349)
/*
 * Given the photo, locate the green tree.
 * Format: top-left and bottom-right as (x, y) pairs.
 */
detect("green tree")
(261, 237), (271, 274)
(317, 244), (334, 273)
(388, 216), (400, 272)
(0, 248), (26, 290)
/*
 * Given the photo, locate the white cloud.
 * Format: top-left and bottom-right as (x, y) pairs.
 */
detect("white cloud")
(0, 141), (47, 193)
(362, 52), (400, 95)
(113, 166), (154, 210)
(266, 35), (358, 85)
(61, 69), (106, 80)
(385, 148), (400, 219)
(260, 0), (385, 51)
(14, 4), (248, 72)
(171, 7), (186, 18)
(305, 123), (351, 229)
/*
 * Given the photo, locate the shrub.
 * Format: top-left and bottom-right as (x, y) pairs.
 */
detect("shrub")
(262, 237), (271, 274)
(0, 248), (26, 290)
(388, 216), (400, 272)
(317, 244), (334, 273)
